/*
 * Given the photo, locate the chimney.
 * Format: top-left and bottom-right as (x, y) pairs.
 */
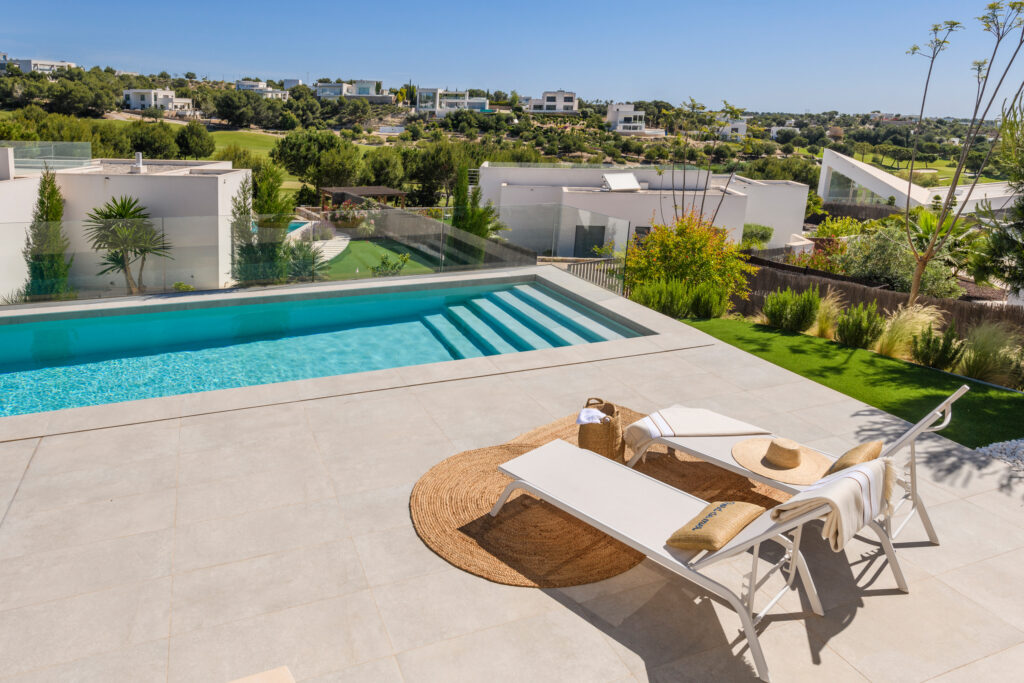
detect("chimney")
(130, 152), (146, 174)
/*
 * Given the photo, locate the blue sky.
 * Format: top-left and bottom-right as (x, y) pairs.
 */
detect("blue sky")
(4, 0), (1022, 116)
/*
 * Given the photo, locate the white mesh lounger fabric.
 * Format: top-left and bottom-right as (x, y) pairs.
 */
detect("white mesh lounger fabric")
(625, 386), (970, 546)
(489, 439), (830, 682)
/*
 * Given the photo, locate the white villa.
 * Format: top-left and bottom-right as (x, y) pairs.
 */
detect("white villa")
(818, 148), (1019, 213)
(123, 89), (196, 114)
(235, 80), (289, 101)
(416, 89), (489, 117)
(0, 52), (76, 74)
(528, 90), (578, 114)
(282, 78), (303, 90)
(478, 162), (809, 256)
(315, 80), (394, 104)
(769, 124), (799, 140)
(605, 103), (665, 137)
(718, 116), (749, 141)
(0, 146), (248, 295)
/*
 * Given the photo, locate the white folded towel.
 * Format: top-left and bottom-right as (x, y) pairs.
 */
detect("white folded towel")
(576, 408), (610, 425)
(770, 459), (895, 551)
(624, 405), (770, 453)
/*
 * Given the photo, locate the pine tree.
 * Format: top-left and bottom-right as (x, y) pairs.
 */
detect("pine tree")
(23, 166), (74, 300)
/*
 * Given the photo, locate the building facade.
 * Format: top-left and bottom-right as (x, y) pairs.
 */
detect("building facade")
(477, 162), (809, 256)
(315, 80), (394, 103)
(416, 88), (489, 117)
(0, 53), (76, 74)
(605, 103), (665, 137)
(123, 89), (195, 113)
(528, 91), (578, 114)
(235, 80), (289, 100)
(0, 147), (249, 295)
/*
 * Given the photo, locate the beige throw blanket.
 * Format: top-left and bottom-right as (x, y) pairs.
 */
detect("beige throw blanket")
(624, 405), (770, 453)
(770, 459), (896, 551)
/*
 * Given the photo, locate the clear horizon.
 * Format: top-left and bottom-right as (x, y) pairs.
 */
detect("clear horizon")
(4, 0), (1024, 118)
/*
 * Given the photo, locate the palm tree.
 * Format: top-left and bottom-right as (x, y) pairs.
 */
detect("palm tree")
(84, 196), (172, 295)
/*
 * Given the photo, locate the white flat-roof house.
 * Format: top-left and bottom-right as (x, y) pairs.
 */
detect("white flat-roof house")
(0, 53), (76, 74)
(282, 78), (303, 90)
(0, 145), (249, 296)
(769, 125), (799, 140)
(528, 91), (578, 114)
(123, 89), (196, 114)
(818, 148), (1019, 213)
(718, 116), (749, 141)
(416, 88), (489, 117)
(235, 80), (289, 100)
(315, 80), (394, 103)
(478, 162), (808, 256)
(605, 103), (665, 137)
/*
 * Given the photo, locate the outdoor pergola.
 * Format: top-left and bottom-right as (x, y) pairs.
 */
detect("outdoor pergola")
(321, 186), (407, 207)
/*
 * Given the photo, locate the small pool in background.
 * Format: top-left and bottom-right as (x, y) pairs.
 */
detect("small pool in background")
(287, 220), (311, 233)
(0, 283), (643, 416)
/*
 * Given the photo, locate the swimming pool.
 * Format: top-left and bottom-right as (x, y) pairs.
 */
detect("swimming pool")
(287, 220), (310, 233)
(0, 283), (642, 416)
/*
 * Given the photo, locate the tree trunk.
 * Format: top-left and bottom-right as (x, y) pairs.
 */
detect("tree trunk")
(907, 257), (928, 305)
(122, 254), (139, 295)
(137, 254), (147, 293)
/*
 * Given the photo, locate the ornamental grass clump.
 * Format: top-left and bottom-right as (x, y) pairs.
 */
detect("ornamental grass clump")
(911, 323), (965, 371)
(875, 304), (945, 359)
(762, 286), (820, 332)
(958, 322), (1023, 388)
(813, 287), (845, 339)
(835, 302), (885, 349)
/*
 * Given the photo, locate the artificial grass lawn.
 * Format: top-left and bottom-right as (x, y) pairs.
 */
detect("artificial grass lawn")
(324, 239), (435, 280)
(209, 130), (280, 156)
(686, 317), (1024, 448)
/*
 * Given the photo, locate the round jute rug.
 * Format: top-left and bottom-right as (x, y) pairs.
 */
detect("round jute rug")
(410, 406), (790, 588)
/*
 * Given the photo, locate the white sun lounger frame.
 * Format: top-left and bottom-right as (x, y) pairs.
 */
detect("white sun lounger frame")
(490, 439), (830, 683)
(626, 385), (970, 545)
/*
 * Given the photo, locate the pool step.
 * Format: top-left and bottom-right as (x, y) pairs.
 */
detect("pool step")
(466, 298), (554, 351)
(422, 314), (486, 359)
(446, 305), (518, 355)
(486, 291), (586, 346)
(510, 285), (626, 342)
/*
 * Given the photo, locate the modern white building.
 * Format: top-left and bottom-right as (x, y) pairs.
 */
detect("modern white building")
(315, 80), (393, 103)
(235, 80), (289, 100)
(0, 53), (76, 74)
(818, 149), (1019, 213)
(416, 88), (489, 117)
(0, 146), (249, 296)
(718, 116), (749, 141)
(282, 78), (303, 90)
(478, 162), (809, 256)
(528, 91), (578, 114)
(123, 89), (195, 114)
(605, 103), (665, 137)
(769, 125), (799, 140)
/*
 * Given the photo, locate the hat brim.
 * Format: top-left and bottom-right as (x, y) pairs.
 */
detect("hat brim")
(732, 437), (831, 486)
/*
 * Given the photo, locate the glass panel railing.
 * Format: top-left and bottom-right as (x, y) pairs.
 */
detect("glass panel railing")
(0, 141), (93, 170)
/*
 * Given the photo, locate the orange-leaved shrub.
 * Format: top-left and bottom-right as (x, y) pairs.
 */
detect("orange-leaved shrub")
(624, 212), (757, 299)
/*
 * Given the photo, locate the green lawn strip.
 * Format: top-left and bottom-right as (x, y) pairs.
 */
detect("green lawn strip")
(324, 239), (435, 280)
(685, 317), (1024, 448)
(209, 130), (280, 156)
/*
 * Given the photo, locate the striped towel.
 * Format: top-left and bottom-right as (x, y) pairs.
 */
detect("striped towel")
(770, 459), (896, 551)
(623, 405), (771, 453)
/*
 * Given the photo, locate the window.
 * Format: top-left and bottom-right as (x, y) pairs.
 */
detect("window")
(546, 96), (556, 102)
(574, 225), (607, 258)
(562, 105), (572, 110)
(633, 226), (651, 242)
(545, 105), (556, 111)
(563, 96), (573, 102)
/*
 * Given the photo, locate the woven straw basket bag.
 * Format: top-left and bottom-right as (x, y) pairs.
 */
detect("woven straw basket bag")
(578, 397), (626, 461)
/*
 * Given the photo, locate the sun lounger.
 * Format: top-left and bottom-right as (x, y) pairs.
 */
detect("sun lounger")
(490, 439), (836, 682)
(625, 386), (969, 545)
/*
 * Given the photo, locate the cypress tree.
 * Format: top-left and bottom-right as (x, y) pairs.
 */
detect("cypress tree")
(23, 166), (74, 300)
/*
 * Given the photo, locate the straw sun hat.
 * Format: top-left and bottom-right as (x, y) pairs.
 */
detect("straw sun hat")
(732, 437), (831, 486)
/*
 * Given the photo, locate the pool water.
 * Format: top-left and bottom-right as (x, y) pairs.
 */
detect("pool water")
(287, 220), (310, 233)
(0, 283), (640, 416)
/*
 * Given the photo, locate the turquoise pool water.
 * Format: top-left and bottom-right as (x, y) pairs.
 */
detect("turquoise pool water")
(287, 220), (310, 233)
(0, 283), (639, 416)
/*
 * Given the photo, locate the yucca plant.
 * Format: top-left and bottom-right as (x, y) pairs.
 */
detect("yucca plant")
(813, 287), (845, 339)
(835, 302), (885, 349)
(958, 322), (1023, 387)
(84, 196), (171, 295)
(875, 304), (945, 359)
